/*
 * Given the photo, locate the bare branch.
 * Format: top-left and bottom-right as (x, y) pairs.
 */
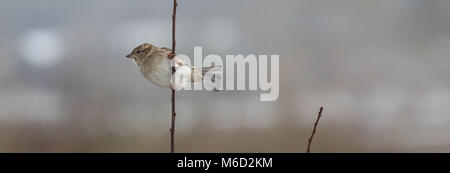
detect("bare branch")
(306, 106), (324, 153)
(169, 0), (178, 153)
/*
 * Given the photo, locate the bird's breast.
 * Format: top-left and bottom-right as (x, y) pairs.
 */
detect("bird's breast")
(136, 57), (172, 88)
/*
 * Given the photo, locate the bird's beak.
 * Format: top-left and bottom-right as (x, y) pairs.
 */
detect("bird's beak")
(126, 54), (132, 58)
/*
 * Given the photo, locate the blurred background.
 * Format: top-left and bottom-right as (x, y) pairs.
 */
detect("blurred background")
(0, 0), (449, 152)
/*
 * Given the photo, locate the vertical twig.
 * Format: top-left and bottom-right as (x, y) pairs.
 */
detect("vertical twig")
(306, 106), (324, 153)
(169, 0), (178, 153)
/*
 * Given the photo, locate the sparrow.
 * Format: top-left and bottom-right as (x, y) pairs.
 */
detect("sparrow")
(126, 43), (219, 90)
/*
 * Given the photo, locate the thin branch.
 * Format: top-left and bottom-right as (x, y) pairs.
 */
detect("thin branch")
(169, 0), (178, 153)
(306, 106), (324, 153)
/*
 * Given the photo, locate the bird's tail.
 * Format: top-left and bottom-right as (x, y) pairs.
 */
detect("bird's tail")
(201, 65), (223, 76)
(201, 65), (223, 91)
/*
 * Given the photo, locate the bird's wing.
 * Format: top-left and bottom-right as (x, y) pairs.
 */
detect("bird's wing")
(161, 47), (172, 52)
(171, 55), (202, 83)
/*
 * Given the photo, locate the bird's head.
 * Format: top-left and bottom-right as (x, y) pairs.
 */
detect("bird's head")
(126, 43), (155, 59)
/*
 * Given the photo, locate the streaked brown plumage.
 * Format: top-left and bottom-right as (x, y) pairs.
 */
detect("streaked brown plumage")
(126, 43), (214, 90)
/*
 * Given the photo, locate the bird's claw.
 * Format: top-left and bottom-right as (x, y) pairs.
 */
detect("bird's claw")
(168, 53), (175, 59)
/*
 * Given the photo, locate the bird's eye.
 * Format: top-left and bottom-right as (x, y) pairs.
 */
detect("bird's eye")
(136, 50), (141, 53)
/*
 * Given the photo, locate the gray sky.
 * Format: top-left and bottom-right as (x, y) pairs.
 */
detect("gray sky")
(0, 0), (449, 152)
